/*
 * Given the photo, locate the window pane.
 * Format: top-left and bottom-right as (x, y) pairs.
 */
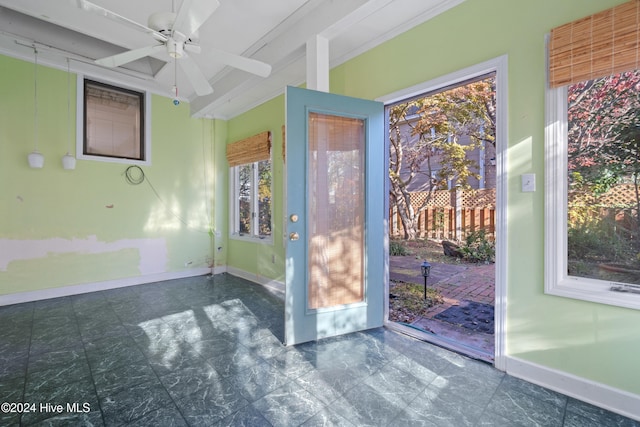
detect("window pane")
(84, 80), (143, 160)
(238, 164), (252, 235)
(567, 70), (640, 285)
(257, 160), (272, 237)
(307, 112), (365, 309)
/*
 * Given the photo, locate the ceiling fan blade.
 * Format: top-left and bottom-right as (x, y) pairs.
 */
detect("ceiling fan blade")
(178, 55), (214, 96)
(76, 0), (167, 42)
(184, 43), (201, 55)
(208, 47), (272, 78)
(172, 0), (220, 41)
(96, 44), (165, 68)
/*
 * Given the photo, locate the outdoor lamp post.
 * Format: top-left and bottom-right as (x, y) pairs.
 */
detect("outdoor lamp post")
(421, 260), (431, 300)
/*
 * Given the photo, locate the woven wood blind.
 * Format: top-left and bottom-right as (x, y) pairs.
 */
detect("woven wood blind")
(307, 112), (365, 309)
(549, 0), (640, 88)
(308, 113), (365, 151)
(226, 131), (271, 167)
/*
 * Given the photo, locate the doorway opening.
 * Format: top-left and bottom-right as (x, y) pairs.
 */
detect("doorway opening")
(381, 60), (506, 364)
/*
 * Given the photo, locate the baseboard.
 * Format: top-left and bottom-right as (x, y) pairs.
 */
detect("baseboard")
(226, 266), (285, 300)
(506, 356), (640, 421)
(0, 268), (212, 306)
(212, 265), (227, 275)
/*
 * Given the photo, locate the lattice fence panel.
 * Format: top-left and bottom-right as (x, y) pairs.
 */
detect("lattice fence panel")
(597, 184), (637, 207)
(390, 188), (496, 239)
(409, 190), (454, 208)
(461, 188), (496, 208)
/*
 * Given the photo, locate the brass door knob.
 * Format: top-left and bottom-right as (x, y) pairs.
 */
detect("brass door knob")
(289, 232), (299, 241)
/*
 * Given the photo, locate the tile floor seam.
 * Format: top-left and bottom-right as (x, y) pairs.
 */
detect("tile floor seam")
(74, 297), (107, 427)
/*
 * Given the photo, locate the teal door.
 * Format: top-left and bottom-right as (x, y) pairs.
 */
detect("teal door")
(285, 86), (384, 345)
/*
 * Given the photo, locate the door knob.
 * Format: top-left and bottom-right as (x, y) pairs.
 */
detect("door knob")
(289, 232), (299, 241)
(290, 214), (299, 223)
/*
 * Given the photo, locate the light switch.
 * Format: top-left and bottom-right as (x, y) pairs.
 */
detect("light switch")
(522, 173), (536, 192)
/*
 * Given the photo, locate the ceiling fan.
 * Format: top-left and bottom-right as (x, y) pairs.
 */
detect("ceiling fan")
(76, 0), (272, 96)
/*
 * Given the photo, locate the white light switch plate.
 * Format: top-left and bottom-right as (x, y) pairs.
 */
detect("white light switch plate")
(522, 173), (536, 192)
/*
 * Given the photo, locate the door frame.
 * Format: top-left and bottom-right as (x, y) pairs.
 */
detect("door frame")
(376, 55), (508, 370)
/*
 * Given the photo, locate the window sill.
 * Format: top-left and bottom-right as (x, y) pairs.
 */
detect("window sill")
(76, 153), (150, 166)
(545, 278), (640, 311)
(229, 234), (273, 245)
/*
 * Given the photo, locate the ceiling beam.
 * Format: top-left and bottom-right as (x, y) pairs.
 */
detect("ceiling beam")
(189, 0), (371, 117)
(306, 35), (329, 92)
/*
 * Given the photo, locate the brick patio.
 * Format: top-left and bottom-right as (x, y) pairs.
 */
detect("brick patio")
(389, 255), (496, 358)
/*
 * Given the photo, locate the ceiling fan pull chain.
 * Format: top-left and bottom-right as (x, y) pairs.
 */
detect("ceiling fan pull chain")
(172, 59), (180, 106)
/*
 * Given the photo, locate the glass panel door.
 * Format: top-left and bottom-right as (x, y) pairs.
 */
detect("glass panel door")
(285, 86), (384, 345)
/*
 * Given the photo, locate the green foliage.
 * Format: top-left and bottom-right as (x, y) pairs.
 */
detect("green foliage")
(460, 229), (495, 263)
(389, 283), (444, 323)
(568, 170), (637, 264)
(568, 217), (635, 264)
(389, 240), (410, 256)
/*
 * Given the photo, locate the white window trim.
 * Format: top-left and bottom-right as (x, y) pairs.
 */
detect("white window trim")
(76, 75), (151, 166)
(544, 84), (640, 311)
(229, 161), (274, 244)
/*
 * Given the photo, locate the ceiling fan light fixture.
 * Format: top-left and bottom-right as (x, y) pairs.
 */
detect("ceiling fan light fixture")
(167, 39), (183, 58)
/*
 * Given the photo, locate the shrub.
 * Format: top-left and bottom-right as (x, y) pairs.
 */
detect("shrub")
(389, 240), (410, 256)
(460, 229), (495, 263)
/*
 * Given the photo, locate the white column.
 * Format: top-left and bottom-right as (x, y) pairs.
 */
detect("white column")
(306, 35), (329, 92)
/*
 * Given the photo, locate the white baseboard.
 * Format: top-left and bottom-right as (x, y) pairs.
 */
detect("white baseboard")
(212, 265), (227, 275)
(0, 268), (212, 306)
(226, 266), (285, 300)
(506, 356), (640, 421)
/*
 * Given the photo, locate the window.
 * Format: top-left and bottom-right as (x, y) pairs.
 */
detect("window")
(227, 131), (272, 241)
(77, 77), (151, 165)
(232, 160), (272, 239)
(545, 1), (640, 309)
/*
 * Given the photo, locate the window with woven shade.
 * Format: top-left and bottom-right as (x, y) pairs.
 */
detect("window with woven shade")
(548, 0), (640, 88)
(228, 131), (273, 241)
(226, 131), (271, 167)
(545, 0), (640, 310)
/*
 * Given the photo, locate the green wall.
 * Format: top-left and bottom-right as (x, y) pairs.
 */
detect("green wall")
(0, 55), (224, 295)
(226, 0), (640, 396)
(226, 96), (286, 281)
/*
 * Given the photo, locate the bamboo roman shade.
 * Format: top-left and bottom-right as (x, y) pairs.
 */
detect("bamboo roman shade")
(226, 130), (271, 167)
(308, 113), (364, 152)
(549, 0), (640, 88)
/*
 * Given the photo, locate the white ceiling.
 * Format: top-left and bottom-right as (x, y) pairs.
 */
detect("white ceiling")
(0, 0), (464, 119)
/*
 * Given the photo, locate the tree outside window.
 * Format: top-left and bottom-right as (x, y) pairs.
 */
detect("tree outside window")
(566, 70), (640, 284)
(233, 160), (272, 239)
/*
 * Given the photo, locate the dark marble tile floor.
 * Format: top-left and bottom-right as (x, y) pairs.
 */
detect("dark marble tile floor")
(0, 273), (638, 426)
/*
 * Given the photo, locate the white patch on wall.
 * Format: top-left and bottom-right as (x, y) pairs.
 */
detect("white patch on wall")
(0, 235), (167, 275)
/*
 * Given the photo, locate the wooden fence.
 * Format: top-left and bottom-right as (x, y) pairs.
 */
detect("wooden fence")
(568, 183), (638, 236)
(389, 188), (496, 241)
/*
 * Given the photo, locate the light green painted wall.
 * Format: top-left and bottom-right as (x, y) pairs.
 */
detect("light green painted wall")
(226, 0), (640, 395)
(0, 55), (222, 295)
(226, 96), (286, 281)
(212, 118), (229, 269)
